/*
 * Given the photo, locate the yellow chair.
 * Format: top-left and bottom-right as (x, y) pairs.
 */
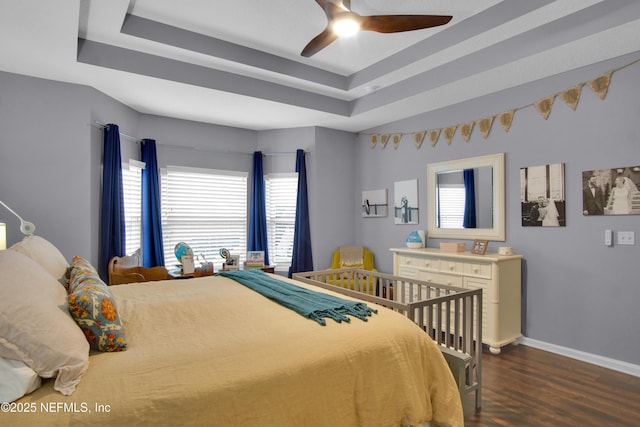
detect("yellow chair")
(326, 246), (378, 295)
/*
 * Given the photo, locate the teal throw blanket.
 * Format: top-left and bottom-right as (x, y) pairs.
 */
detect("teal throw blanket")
(218, 269), (377, 326)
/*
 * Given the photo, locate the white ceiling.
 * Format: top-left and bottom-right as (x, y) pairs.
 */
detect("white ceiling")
(1, 0), (640, 132)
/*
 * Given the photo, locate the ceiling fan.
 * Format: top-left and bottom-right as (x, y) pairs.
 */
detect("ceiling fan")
(301, 0), (453, 57)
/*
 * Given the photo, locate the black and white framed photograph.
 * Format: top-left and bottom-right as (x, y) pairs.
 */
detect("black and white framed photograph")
(224, 255), (240, 270)
(362, 189), (388, 217)
(394, 179), (419, 224)
(582, 166), (640, 215)
(520, 163), (566, 227)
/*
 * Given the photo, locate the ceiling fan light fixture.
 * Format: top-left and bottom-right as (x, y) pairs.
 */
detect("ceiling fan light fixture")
(331, 14), (361, 37)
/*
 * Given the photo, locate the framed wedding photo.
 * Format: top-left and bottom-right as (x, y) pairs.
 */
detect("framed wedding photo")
(471, 239), (489, 255)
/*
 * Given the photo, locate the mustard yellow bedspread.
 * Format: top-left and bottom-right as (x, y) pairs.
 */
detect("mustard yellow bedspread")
(8, 275), (463, 426)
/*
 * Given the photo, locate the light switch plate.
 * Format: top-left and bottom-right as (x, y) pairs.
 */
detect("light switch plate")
(618, 231), (635, 245)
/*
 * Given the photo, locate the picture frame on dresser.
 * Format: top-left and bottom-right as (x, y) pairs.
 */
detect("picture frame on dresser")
(471, 239), (488, 255)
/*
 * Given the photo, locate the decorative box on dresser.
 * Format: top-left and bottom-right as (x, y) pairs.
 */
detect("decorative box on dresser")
(391, 247), (522, 354)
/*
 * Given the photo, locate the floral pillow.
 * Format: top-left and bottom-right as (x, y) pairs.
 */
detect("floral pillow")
(68, 255), (101, 288)
(67, 256), (127, 352)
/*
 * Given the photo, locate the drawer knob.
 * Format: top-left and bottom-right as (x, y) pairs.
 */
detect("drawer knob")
(473, 267), (479, 273)
(449, 265), (454, 271)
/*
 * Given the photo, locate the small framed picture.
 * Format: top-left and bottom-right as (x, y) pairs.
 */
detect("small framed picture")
(224, 255), (240, 270)
(246, 251), (265, 266)
(471, 239), (489, 255)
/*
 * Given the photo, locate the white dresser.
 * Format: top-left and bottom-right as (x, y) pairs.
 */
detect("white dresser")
(391, 247), (522, 354)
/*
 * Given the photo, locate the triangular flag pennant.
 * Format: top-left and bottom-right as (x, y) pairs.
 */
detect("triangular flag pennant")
(476, 116), (494, 139)
(460, 121), (474, 142)
(443, 126), (457, 145)
(535, 95), (555, 120)
(370, 134), (378, 149)
(428, 129), (441, 147)
(392, 133), (402, 150)
(413, 131), (426, 149)
(587, 71), (612, 100)
(560, 84), (583, 111)
(380, 134), (390, 149)
(498, 110), (515, 133)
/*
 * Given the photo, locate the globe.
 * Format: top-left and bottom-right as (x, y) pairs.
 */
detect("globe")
(174, 242), (194, 264)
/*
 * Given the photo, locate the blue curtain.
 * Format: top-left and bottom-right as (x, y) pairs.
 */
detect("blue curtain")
(99, 124), (126, 280)
(141, 139), (165, 267)
(248, 151), (270, 266)
(288, 149), (313, 278)
(463, 168), (477, 228)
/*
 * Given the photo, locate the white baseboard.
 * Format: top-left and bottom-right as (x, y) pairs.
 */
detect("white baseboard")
(518, 337), (640, 378)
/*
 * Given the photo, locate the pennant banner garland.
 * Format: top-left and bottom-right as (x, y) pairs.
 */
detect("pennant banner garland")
(476, 116), (494, 139)
(498, 109), (515, 133)
(392, 133), (402, 150)
(413, 131), (426, 149)
(380, 134), (390, 149)
(370, 134), (378, 149)
(460, 122), (474, 142)
(560, 84), (583, 111)
(587, 70), (612, 100)
(534, 95), (555, 120)
(428, 129), (440, 147)
(443, 126), (457, 145)
(358, 58), (637, 149)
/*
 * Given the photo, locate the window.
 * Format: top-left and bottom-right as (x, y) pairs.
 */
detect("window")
(265, 173), (298, 271)
(161, 166), (248, 267)
(122, 160), (145, 256)
(437, 185), (465, 229)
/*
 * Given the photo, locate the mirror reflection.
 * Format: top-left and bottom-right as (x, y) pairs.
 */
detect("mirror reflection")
(436, 167), (493, 229)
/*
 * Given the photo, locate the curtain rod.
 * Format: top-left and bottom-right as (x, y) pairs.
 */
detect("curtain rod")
(93, 122), (301, 156)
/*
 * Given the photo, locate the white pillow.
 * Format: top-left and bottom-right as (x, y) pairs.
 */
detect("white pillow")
(0, 357), (41, 403)
(0, 250), (89, 395)
(9, 235), (68, 279)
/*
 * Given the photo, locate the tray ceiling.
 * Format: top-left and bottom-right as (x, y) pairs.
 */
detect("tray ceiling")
(1, 0), (639, 131)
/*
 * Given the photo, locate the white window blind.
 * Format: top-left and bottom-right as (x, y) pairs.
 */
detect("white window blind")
(265, 173), (298, 271)
(438, 185), (465, 229)
(161, 166), (248, 267)
(122, 160), (145, 256)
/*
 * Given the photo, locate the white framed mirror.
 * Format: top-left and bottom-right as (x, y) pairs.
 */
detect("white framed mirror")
(427, 153), (505, 241)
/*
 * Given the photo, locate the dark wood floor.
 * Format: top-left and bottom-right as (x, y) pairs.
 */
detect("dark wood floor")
(461, 345), (640, 426)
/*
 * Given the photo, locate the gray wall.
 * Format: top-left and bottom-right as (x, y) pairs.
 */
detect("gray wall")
(354, 52), (640, 366)
(0, 71), (139, 262)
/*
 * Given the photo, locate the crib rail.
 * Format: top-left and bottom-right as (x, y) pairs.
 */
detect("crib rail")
(293, 268), (482, 411)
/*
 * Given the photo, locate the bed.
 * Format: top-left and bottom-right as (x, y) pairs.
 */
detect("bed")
(1, 236), (472, 427)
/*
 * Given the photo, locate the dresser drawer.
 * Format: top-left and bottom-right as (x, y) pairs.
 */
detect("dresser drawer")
(417, 271), (463, 287)
(397, 265), (418, 279)
(439, 259), (464, 274)
(463, 262), (492, 279)
(399, 255), (438, 272)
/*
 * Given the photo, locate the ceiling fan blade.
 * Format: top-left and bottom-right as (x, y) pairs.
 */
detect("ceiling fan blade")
(360, 15), (452, 33)
(314, 0), (347, 17)
(301, 28), (339, 57)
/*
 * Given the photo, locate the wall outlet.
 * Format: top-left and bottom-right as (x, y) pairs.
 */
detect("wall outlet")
(618, 231), (635, 245)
